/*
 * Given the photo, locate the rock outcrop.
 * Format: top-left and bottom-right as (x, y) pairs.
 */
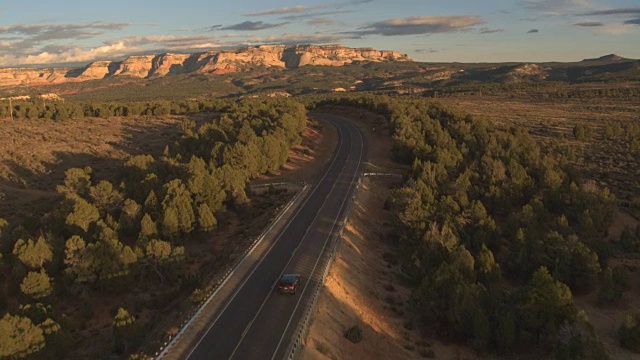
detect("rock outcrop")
(0, 44), (411, 87)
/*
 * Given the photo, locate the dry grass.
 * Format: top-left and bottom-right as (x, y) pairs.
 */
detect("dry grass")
(438, 94), (640, 217)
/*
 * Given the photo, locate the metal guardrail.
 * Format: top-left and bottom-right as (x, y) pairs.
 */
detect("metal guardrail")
(154, 184), (309, 359)
(283, 176), (361, 360)
(251, 181), (306, 189)
(363, 172), (403, 177)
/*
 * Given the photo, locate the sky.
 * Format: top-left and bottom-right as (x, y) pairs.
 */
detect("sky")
(0, 0), (639, 67)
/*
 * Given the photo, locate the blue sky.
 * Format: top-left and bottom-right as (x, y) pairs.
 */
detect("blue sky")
(0, 0), (639, 67)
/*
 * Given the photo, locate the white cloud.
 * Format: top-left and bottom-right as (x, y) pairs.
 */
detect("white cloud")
(524, 0), (594, 14)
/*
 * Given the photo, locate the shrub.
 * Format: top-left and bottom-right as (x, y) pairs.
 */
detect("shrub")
(619, 313), (640, 353)
(345, 325), (363, 343)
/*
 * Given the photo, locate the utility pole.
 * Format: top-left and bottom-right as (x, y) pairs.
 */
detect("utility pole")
(9, 97), (13, 121)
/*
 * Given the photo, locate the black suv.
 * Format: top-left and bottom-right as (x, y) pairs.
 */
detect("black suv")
(277, 274), (301, 294)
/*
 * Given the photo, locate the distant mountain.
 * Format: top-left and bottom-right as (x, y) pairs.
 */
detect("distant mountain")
(0, 45), (411, 87)
(582, 54), (631, 62)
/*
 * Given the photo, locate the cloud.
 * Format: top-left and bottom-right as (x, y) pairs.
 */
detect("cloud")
(307, 18), (335, 26)
(0, 33), (223, 67)
(524, 0), (594, 14)
(281, 10), (354, 21)
(347, 15), (485, 37)
(0, 21), (136, 65)
(625, 18), (640, 25)
(415, 48), (438, 54)
(527, 28), (540, 33)
(574, 21), (603, 26)
(582, 7), (640, 16)
(230, 32), (344, 46)
(479, 27), (505, 34)
(245, 6), (310, 16)
(0, 21), (130, 36)
(219, 21), (289, 31)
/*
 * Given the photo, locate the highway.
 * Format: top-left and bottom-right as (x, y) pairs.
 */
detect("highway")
(184, 113), (366, 360)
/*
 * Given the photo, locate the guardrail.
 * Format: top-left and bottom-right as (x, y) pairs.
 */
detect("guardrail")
(251, 181), (306, 189)
(283, 176), (361, 360)
(154, 183), (309, 359)
(363, 172), (403, 178)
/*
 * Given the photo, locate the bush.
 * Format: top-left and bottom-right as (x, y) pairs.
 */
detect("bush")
(619, 313), (640, 353)
(345, 325), (363, 343)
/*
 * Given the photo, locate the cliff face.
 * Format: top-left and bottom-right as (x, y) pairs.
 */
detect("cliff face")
(0, 45), (411, 87)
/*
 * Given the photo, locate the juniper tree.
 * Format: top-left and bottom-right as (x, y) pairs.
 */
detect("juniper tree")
(65, 197), (100, 233)
(112, 308), (137, 354)
(56, 167), (92, 196)
(0, 314), (45, 358)
(139, 213), (158, 240)
(197, 203), (217, 232)
(12, 236), (53, 269)
(20, 269), (52, 299)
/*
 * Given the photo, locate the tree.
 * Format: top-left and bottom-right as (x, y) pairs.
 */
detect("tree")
(20, 269), (53, 299)
(162, 180), (196, 235)
(145, 239), (184, 281)
(0, 217), (7, 238)
(620, 225), (640, 253)
(476, 244), (501, 285)
(161, 206), (180, 238)
(63, 235), (94, 282)
(573, 124), (587, 141)
(88, 180), (123, 214)
(520, 267), (577, 345)
(56, 167), (92, 196)
(12, 236), (53, 269)
(139, 213), (158, 240)
(619, 313), (640, 353)
(598, 266), (631, 305)
(65, 197), (100, 233)
(197, 203), (217, 232)
(113, 308), (137, 354)
(0, 314), (45, 358)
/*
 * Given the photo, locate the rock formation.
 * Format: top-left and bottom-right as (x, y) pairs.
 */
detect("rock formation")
(0, 45), (411, 87)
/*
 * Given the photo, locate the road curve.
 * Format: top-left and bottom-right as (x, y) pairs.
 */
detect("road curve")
(184, 113), (366, 360)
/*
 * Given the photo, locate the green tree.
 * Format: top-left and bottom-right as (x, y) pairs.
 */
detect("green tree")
(144, 239), (185, 281)
(0, 217), (8, 238)
(139, 213), (158, 240)
(56, 167), (92, 196)
(65, 197), (100, 233)
(620, 225), (639, 253)
(197, 203), (217, 232)
(573, 125), (587, 141)
(112, 308), (137, 354)
(20, 269), (53, 299)
(520, 267), (577, 345)
(476, 244), (501, 285)
(619, 313), (640, 353)
(161, 206), (180, 238)
(162, 180), (195, 235)
(63, 235), (94, 282)
(89, 180), (123, 213)
(12, 236), (53, 269)
(0, 314), (45, 358)
(598, 266), (631, 305)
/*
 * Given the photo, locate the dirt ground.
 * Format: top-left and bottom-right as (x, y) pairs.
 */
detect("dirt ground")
(0, 114), (187, 223)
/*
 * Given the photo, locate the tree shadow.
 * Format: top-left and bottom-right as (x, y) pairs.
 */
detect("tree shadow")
(0, 114), (204, 225)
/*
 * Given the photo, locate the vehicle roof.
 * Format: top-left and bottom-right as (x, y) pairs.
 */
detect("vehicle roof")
(280, 274), (300, 281)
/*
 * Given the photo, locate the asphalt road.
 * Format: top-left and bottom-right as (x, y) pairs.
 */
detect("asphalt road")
(185, 114), (366, 360)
